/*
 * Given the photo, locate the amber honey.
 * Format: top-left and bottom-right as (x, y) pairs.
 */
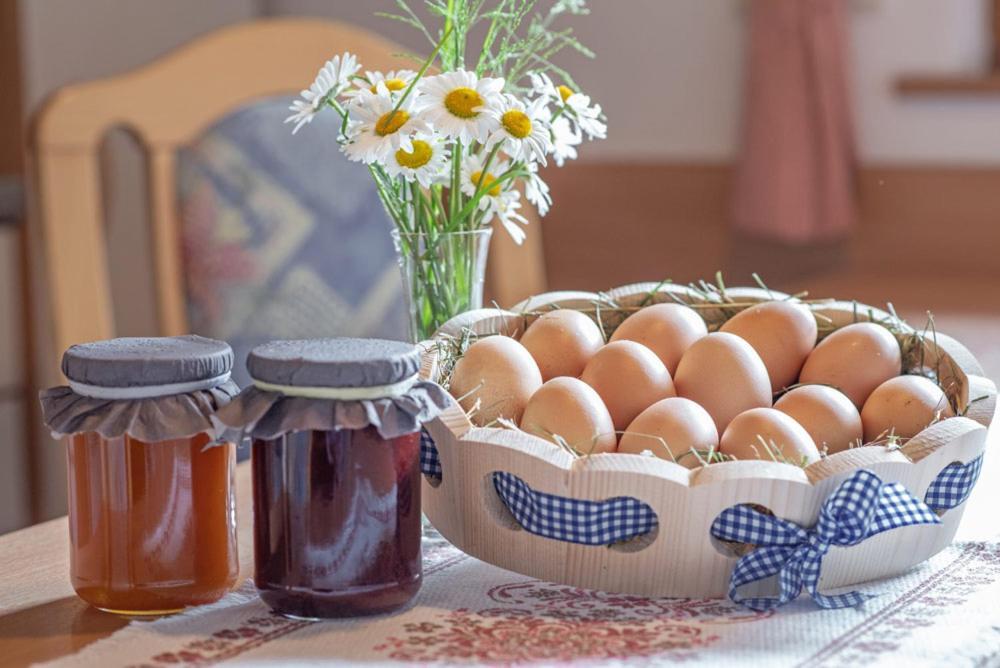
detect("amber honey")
(66, 431), (238, 615)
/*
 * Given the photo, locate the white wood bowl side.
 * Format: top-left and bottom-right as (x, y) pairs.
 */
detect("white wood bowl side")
(420, 287), (995, 597)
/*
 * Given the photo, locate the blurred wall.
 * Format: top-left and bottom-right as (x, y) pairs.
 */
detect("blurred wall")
(14, 0), (262, 526)
(8, 0), (1000, 529)
(267, 0), (1000, 164)
(0, 1), (27, 535)
(21, 0), (997, 163)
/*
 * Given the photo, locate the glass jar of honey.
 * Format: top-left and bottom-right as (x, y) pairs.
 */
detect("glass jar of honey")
(216, 338), (449, 619)
(40, 336), (240, 615)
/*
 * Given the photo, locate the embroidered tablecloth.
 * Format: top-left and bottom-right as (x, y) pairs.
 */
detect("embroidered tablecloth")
(38, 448), (1000, 667)
(35, 532), (1000, 667)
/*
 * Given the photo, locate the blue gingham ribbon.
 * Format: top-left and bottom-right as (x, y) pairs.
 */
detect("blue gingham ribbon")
(492, 472), (658, 545)
(419, 431), (657, 545)
(421, 432), (981, 555)
(924, 454), (984, 513)
(711, 469), (940, 611)
(419, 429), (442, 480)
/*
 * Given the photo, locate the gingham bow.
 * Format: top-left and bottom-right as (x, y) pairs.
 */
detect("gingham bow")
(711, 469), (940, 611)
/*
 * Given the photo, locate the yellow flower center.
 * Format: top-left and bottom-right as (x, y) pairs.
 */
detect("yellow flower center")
(375, 109), (409, 136)
(471, 170), (501, 197)
(444, 87), (483, 119)
(395, 140), (433, 169)
(371, 78), (407, 93)
(558, 85), (574, 103)
(501, 110), (532, 139)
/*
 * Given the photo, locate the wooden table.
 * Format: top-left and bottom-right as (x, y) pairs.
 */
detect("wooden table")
(2, 415), (997, 667)
(0, 463), (255, 667)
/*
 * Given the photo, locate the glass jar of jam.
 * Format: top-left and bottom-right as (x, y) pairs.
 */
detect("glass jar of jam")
(40, 336), (240, 615)
(217, 338), (449, 619)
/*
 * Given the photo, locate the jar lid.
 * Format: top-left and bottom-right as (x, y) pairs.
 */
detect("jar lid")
(217, 337), (448, 440)
(247, 338), (420, 392)
(62, 335), (234, 398)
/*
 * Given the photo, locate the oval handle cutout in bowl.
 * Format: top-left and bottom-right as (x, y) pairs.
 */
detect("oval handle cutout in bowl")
(924, 454), (984, 515)
(489, 471), (658, 547)
(709, 503), (776, 558)
(419, 429), (443, 488)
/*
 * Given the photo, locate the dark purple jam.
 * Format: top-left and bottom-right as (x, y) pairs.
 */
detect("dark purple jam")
(251, 426), (421, 619)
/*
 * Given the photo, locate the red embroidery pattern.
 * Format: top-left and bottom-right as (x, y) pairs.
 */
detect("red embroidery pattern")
(130, 531), (461, 667)
(134, 614), (304, 667)
(129, 539), (1000, 666)
(802, 542), (1000, 667)
(371, 580), (770, 663)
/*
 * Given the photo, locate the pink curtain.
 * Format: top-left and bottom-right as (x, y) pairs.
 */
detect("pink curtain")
(732, 0), (857, 243)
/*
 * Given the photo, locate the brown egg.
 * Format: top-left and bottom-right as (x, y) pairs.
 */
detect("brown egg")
(520, 309), (604, 381)
(861, 375), (954, 442)
(673, 332), (771, 433)
(720, 407), (821, 465)
(520, 377), (617, 454)
(774, 385), (862, 455)
(619, 397), (719, 468)
(581, 340), (676, 431)
(720, 301), (817, 393)
(609, 303), (708, 374)
(799, 323), (902, 408)
(449, 336), (543, 426)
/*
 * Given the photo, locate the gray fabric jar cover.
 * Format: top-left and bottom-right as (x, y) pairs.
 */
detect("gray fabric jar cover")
(214, 338), (450, 440)
(40, 335), (240, 442)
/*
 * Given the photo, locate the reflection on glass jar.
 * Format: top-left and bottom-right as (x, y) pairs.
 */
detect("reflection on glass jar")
(252, 427), (421, 619)
(40, 335), (241, 616)
(66, 432), (238, 615)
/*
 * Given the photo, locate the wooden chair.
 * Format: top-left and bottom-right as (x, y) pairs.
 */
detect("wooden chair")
(29, 17), (547, 371)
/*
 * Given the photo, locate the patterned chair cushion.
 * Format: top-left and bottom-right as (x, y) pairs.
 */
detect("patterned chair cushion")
(177, 96), (408, 387)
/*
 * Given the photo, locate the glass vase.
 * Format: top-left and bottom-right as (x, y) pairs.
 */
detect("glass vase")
(393, 228), (493, 342)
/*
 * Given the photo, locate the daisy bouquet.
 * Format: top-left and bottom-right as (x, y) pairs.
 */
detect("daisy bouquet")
(286, 0), (606, 340)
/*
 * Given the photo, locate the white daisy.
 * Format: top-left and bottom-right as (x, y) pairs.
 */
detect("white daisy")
(341, 90), (431, 165)
(285, 52), (360, 134)
(416, 70), (504, 143)
(485, 95), (552, 165)
(551, 0), (588, 15)
(460, 152), (529, 243)
(493, 192), (530, 245)
(538, 104), (582, 167)
(529, 72), (562, 106)
(524, 162), (552, 216)
(383, 134), (449, 187)
(550, 116), (582, 166)
(285, 100), (319, 135)
(561, 87), (607, 140)
(344, 69), (416, 99)
(460, 151), (511, 211)
(529, 72), (606, 141)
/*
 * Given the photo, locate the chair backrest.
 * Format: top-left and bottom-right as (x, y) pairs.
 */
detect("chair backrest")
(176, 94), (411, 386)
(30, 17), (547, 369)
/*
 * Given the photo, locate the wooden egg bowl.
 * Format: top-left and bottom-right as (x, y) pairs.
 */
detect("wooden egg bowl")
(420, 283), (996, 598)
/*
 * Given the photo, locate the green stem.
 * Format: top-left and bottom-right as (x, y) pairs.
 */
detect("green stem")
(456, 165), (527, 222)
(449, 139), (463, 223)
(325, 98), (353, 142)
(368, 165), (406, 229)
(383, 24), (453, 129)
(476, 0), (507, 74)
(477, 144), (502, 192)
